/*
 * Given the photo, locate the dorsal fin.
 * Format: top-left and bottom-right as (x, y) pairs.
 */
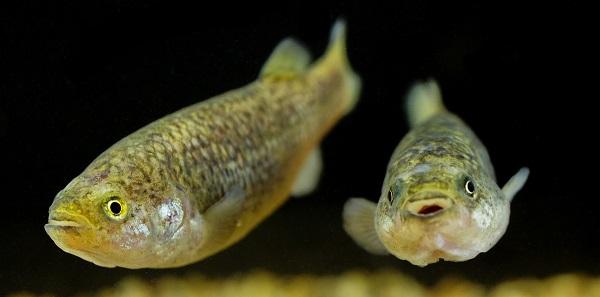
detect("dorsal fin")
(406, 80), (447, 127)
(259, 38), (311, 78)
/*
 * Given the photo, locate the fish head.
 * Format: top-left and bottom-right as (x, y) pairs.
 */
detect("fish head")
(45, 166), (205, 268)
(374, 163), (508, 266)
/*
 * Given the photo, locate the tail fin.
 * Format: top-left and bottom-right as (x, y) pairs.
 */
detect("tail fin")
(406, 80), (446, 127)
(312, 19), (362, 114)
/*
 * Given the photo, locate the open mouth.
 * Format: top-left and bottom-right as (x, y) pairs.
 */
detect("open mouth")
(418, 204), (444, 215)
(405, 195), (453, 217)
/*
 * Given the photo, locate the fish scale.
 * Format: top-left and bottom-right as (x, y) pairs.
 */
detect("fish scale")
(89, 80), (332, 215)
(390, 114), (495, 184)
(343, 80), (528, 267)
(45, 20), (361, 268)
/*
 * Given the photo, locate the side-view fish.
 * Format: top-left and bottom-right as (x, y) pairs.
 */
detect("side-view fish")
(45, 20), (360, 269)
(343, 80), (528, 266)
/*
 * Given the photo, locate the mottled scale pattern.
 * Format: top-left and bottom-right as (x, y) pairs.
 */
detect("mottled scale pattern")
(82, 74), (345, 228)
(388, 113), (495, 182)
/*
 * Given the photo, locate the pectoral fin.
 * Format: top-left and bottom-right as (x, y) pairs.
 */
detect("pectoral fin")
(205, 185), (246, 243)
(291, 147), (322, 197)
(342, 198), (388, 255)
(502, 167), (530, 201)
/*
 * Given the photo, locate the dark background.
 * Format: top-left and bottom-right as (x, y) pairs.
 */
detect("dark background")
(1, 1), (595, 296)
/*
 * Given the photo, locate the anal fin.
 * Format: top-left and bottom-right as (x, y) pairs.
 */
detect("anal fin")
(291, 147), (322, 197)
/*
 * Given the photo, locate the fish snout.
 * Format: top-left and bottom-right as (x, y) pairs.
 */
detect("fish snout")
(46, 208), (95, 230)
(404, 194), (453, 217)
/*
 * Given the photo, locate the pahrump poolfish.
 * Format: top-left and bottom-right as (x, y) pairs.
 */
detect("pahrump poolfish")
(343, 80), (528, 266)
(45, 20), (360, 269)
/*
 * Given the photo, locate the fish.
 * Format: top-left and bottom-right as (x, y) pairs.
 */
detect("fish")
(45, 20), (361, 269)
(342, 80), (528, 267)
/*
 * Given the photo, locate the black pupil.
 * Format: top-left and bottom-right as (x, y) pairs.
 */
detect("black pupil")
(388, 190), (393, 202)
(109, 201), (121, 215)
(466, 180), (475, 193)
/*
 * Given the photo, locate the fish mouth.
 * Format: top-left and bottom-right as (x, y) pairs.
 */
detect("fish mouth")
(404, 192), (453, 217)
(46, 219), (82, 227)
(45, 210), (94, 230)
(44, 219), (86, 234)
(45, 218), (85, 236)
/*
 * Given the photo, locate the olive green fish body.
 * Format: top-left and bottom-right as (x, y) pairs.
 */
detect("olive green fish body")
(87, 78), (343, 254)
(343, 81), (528, 266)
(386, 113), (496, 201)
(46, 21), (360, 268)
(96, 76), (344, 214)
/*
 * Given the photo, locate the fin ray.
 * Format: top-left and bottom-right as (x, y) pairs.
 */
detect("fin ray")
(311, 19), (362, 114)
(406, 79), (446, 127)
(342, 198), (388, 255)
(260, 38), (311, 78)
(502, 167), (530, 201)
(205, 185), (246, 245)
(291, 147), (322, 197)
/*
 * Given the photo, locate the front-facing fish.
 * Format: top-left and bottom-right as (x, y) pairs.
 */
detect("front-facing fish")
(343, 80), (528, 266)
(45, 20), (360, 268)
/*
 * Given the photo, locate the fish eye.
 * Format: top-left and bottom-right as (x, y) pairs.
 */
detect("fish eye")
(109, 200), (122, 215)
(104, 196), (127, 220)
(464, 178), (476, 196)
(387, 189), (394, 203)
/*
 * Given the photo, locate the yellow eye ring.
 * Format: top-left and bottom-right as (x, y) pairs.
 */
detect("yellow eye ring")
(103, 196), (127, 220)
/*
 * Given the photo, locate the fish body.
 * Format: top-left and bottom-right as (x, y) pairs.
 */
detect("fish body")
(46, 21), (360, 269)
(343, 81), (528, 266)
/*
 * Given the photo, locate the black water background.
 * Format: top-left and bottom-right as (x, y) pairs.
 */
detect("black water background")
(1, 2), (596, 296)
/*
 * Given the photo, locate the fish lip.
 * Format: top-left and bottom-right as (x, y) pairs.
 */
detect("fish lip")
(403, 192), (454, 217)
(46, 210), (95, 229)
(46, 219), (83, 227)
(44, 220), (86, 234)
(406, 191), (452, 201)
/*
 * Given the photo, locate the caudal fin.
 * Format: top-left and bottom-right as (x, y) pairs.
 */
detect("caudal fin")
(312, 19), (362, 114)
(406, 80), (446, 127)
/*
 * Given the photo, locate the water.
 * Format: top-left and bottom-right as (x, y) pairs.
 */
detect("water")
(1, 2), (595, 296)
